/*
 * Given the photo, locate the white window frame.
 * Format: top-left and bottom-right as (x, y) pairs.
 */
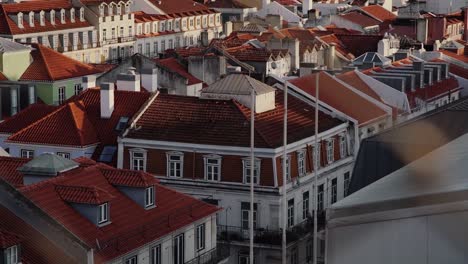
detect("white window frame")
(167, 152), (183, 178)
(74, 83), (83, 95)
(196, 223), (205, 251)
(5, 245), (18, 264)
(204, 154), (221, 181)
(150, 244), (161, 264)
(242, 158), (260, 185)
(98, 202), (109, 224)
(331, 178), (337, 204)
(56, 152), (70, 159)
(130, 149), (147, 171)
(282, 155), (291, 182)
(344, 172), (351, 197)
(339, 134), (347, 158)
(58, 86), (66, 104)
(297, 149), (306, 177)
(326, 139), (334, 164)
(21, 149), (34, 158)
(145, 186), (155, 208)
(125, 255), (137, 264)
(241, 207), (257, 230)
(302, 191), (309, 220)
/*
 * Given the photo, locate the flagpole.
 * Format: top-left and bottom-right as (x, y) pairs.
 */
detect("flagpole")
(249, 86), (255, 264)
(313, 73), (320, 264)
(282, 81), (288, 264)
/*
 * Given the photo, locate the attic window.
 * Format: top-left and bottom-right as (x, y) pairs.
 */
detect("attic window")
(98, 203), (109, 224)
(145, 186), (155, 208)
(5, 245), (18, 264)
(99, 146), (117, 163)
(115, 116), (129, 131)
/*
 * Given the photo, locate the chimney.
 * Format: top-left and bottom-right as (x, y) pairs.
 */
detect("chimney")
(326, 43), (336, 70)
(116, 67), (141, 92)
(302, 0), (312, 16)
(141, 67), (158, 92)
(82, 75), (96, 90)
(100, 83), (114, 119)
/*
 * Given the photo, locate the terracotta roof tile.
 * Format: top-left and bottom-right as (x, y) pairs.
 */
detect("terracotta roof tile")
(203, 0), (253, 8)
(20, 43), (101, 81)
(360, 5), (397, 22)
(339, 12), (380, 28)
(101, 168), (154, 188)
(127, 92), (343, 148)
(147, 0), (212, 14)
(0, 103), (57, 134)
(290, 72), (389, 125)
(56, 185), (114, 204)
(0, 229), (20, 249)
(0, 157), (30, 187)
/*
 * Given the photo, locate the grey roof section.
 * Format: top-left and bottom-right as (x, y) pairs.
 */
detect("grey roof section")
(238, 23), (266, 33)
(202, 74), (276, 95)
(331, 131), (468, 216)
(0, 37), (32, 53)
(18, 153), (79, 176)
(352, 52), (391, 66)
(348, 97), (468, 195)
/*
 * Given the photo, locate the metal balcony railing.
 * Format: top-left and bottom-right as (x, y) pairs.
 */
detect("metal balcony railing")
(185, 244), (230, 264)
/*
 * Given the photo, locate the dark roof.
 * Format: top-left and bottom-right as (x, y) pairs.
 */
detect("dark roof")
(349, 97), (468, 194)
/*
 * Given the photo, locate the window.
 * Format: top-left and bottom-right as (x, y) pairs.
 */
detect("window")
(21, 149), (34, 158)
(287, 199), (294, 228)
(58, 86), (66, 104)
(80, 7), (84, 21)
(306, 239), (313, 262)
(153, 42), (158, 54)
(175, 20), (179, 29)
(99, 5), (104, 16)
(173, 234), (184, 264)
(344, 172), (350, 197)
(99, 146), (117, 162)
(190, 19), (193, 27)
(302, 191), (309, 220)
(145, 186), (155, 208)
(297, 149), (306, 176)
(167, 152), (183, 177)
(57, 152), (70, 159)
(128, 26), (133, 36)
(74, 83), (83, 95)
(115, 116), (129, 131)
(10, 88), (18, 115)
(146, 43), (150, 55)
(241, 202), (257, 230)
(331, 178), (337, 204)
(150, 244), (161, 264)
(161, 40), (165, 51)
(282, 155), (291, 182)
(339, 135), (347, 158)
(243, 158), (260, 184)
(103, 29), (107, 40)
(125, 256), (137, 264)
(131, 150), (146, 171)
(98, 203), (109, 224)
(168, 39), (173, 49)
(111, 27), (116, 39)
(5, 245), (18, 264)
(317, 184), (324, 212)
(196, 224), (205, 251)
(326, 139), (334, 164)
(204, 155), (221, 181)
(137, 44), (142, 54)
(168, 21), (172, 31)
(291, 246), (298, 264)
(312, 144), (321, 170)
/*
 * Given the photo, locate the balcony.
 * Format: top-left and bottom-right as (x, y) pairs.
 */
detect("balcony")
(217, 214), (325, 246)
(118, 36), (136, 43)
(185, 244), (230, 264)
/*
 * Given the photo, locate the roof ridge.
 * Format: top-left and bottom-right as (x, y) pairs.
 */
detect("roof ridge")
(35, 45), (55, 81)
(67, 100), (98, 146)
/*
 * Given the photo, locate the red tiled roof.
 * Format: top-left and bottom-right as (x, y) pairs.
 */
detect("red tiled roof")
(318, 34), (355, 60)
(225, 43), (288, 62)
(126, 92), (343, 148)
(12, 160), (219, 262)
(101, 168), (154, 188)
(290, 72), (389, 125)
(147, 0), (212, 14)
(0, 103), (57, 134)
(0, 205), (79, 264)
(441, 50), (468, 63)
(203, 0), (253, 8)
(8, 101), (100, 147)
(0, 1), (92, 35)
(20, 43), (101, 81)
(339, 12), (380, 28)
(155, 57), (203, 85)
(337, 70), (381, 101)
(0, 229), (21, 249)
(0, 71), (7, 81)
(56, 185), (114, 204)
(5, 88), (151, 163)
(335, 34), (382, 57)
(360, 5), (397, 22)
(0, 157), (30, 187)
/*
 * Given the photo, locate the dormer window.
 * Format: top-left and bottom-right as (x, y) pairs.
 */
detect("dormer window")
(281, 155), (291, 182)
(326, 139), (334, 164)
(28, 11), (34, 27)
(167, 152), (183, 178)
(80, 7), (85, 21)
(108, 4), (113, 16)
(60, 9), (66, 24)
(339, 134), (347, 159)
(5, 245), (18, 264)
(99, 5), (105, 16)
(50, 10), (55, 25)
(243, 158), (260, 184)
(145, 186), (155, 208)
(125, 4), (130, 14)
(39, 11), (45, 26)
(297, 149), (306, 177)
(167, 21), (172, 31)
(312, 143), (321, 170)
(70, 8), (75, 23)
(17, 12), (24, 28)
(98, 202), (109, 224)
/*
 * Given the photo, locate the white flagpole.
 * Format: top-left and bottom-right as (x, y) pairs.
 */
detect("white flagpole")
(313, 73), (320, 264)
(282, 81), (288, 264)
(250, 86), (255, 264)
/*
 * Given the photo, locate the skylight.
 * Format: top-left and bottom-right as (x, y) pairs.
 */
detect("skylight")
(99, 146), (117, 163)
(115, 116), (130, 131)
